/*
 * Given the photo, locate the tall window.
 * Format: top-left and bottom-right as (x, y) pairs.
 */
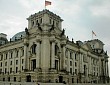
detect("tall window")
(70, 68), (72, 74)
(75, 69), (77, 74)
(70, 52), (72, 59)
(75, 53), (77, 60)
(16, 60), (18, 65)
(16, 50), (19, 57)
(5, 68), (7, 74)
(10, 68), (12, 73)
(55, 60), (58, 70)
(16, 67), (18, 73)
(75, 62), (77, 67)
(84, 65), (86, 76)
(10, 52), (13, 58)
(70, 61), (72, 66)
(5, 53), (7, 59)
(10, 61), (12, 65)
(55, 45), (59, 56)
(31, 42), (36, 54)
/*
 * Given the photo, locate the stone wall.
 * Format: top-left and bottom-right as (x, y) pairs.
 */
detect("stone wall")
(0, 82), (110, 85)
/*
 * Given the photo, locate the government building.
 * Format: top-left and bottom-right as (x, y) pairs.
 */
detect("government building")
(0, 9), (109, 83)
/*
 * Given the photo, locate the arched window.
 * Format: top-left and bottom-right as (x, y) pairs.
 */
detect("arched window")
(31, 42), (36, 54)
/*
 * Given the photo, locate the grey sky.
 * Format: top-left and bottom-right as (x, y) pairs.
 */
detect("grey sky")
(0, 0), (110, 75)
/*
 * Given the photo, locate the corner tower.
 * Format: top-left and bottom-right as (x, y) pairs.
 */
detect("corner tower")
(27, 9), (63, 31)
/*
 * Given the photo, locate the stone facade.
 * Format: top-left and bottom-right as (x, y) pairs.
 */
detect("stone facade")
(0, 9), (109, 84)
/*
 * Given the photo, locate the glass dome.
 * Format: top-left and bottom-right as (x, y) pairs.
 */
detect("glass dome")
(11, 31), (26, 41)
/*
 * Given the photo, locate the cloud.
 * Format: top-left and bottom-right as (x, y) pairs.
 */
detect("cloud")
(90, 0), (110, 18)
(0, 14), (26, 39)
(18, 0), (32, 9)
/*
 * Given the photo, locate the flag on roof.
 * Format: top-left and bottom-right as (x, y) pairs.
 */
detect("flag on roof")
(45, 1), (51, 6)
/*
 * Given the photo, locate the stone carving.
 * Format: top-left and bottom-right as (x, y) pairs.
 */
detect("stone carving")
(25, 27), (29, 35)
(61, 29), (65, 36)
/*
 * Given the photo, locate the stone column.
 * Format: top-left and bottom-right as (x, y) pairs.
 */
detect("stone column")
(7, 52), (9, 73)
(62, 45), (66, 70)
(18, 49), (21, 72)
(2, 53), (4, 73)
(106, 61), (108, 76)
(41, 36), (50, 69)
(51, 41), (55, 68)
(13, 50), (15, 73)
(24, 44), (28, 70)
(107, 61), (109, 76)
(36, 40), (40, 68)
(67, 51), (70, 72)
(79, 53), (82, 73)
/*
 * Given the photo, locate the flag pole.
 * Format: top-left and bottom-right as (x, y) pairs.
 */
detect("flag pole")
(92, 31), (93, 40)
(45, 0), (46, 9)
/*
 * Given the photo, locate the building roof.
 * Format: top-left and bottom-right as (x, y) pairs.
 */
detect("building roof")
(11, 31), (26, 41)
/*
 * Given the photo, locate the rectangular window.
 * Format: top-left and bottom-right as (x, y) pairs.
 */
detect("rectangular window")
(16, 67), (18, 73)
(16, 60), (18, 65)
(10, 52), (13, 58)
(16, 50), (19, 57)
(10, 68), (12, 73)
(22, 66), (23, 71)
(75, 69), (77, 74)
(10, 61), (12, 65)
(75, 62), (77, 67)
(5, 68), (7, 74)
(5, 54), (7, 59)
(55, 60), (58, 70)
(75, 53), (77, 60)
(70, 68), (72, 74)
(70, 52), (72, 59)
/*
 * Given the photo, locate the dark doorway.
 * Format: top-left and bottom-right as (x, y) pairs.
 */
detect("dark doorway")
(31, 59), (36, 71)
(26, 75), (31, 82)
(8, 77), (10, 81)
(59, 76), (63, 83)
(14, 77), (16, 81)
